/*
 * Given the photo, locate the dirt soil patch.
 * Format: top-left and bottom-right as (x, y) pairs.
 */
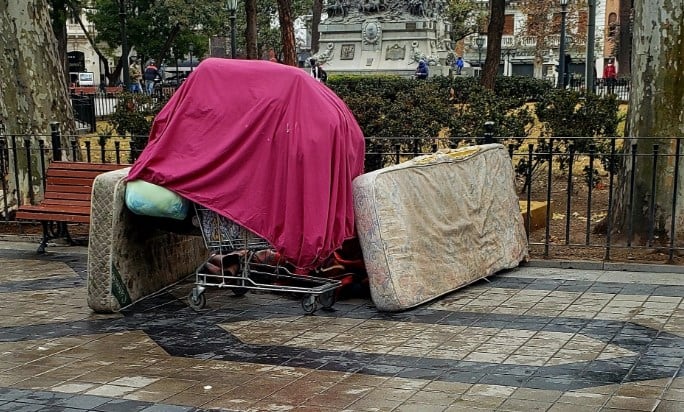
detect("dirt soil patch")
(522, 170), (683, 266)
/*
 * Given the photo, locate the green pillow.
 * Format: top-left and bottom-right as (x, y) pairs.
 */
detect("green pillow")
(124, 179), (189, 220)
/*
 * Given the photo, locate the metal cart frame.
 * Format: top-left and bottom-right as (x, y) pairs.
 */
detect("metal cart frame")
(188, 205), (341, 313)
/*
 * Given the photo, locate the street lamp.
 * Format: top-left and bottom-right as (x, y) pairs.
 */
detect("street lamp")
(226, 0), (238, 59)
(586, 0), (597, 93)
(189, 43), (194, 73)
(557, 0), (570, 88)
(119, 0), (129, 89)
(475, 35), (485, 67)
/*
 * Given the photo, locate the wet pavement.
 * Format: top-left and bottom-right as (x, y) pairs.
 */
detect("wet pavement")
(0, 240), (683, 411)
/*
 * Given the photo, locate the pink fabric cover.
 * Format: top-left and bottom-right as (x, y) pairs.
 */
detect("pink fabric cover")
(127, 58), (365, 269)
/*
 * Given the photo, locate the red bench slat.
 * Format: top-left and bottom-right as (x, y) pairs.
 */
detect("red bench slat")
(16, 161), (129, 225)
(44, 192), (91, 201)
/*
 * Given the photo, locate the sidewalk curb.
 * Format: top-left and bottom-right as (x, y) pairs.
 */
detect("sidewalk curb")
(524, 259), (684, 274)
(0, 234), (42, 243)
(0, 235), (682, 274)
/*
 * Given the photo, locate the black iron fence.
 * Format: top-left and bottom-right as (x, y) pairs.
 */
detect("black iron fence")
(567, 76), (631, 101)
(71, 94), (96, 133)
(1, 129), (681, 263)
(69, 86), (178, 125)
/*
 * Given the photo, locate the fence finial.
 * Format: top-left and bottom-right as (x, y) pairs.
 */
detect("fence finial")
(50, 121), (62, 161)
(484, 121), (495, 144)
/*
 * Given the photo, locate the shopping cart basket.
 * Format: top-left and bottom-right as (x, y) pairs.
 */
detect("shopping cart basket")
(188, 205), (342, 313)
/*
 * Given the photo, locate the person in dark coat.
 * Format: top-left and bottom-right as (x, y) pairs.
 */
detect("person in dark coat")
(310, 58), (327, 83)
(143, 60), (161, 95)
(415, 59), (428, 80)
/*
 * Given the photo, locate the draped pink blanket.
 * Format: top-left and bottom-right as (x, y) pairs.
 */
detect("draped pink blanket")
(127, 58), (366, 269)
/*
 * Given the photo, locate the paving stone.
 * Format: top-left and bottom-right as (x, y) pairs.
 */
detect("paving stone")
(1, 245), (684, 411)
(0, 402), (44, 411)
(54, 394), (112, 409)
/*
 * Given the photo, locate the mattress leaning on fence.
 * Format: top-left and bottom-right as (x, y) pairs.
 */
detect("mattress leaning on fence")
(353, 143), (528, 311)
(87, 168), (206, 313)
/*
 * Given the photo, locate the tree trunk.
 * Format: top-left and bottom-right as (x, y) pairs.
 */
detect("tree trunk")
(480, 0), (504, 90)
(310, 0), (323, 54)
(70, 1), (114, 80)
(612, 0), (684, 247)
(276, 0), (297, 66)
(50, 0), (69, 86)
(617, 0), (633, 76)
(245, 0), (258, 59)
(0, 0), (75, 209)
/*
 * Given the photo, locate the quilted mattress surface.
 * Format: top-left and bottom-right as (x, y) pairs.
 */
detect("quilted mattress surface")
(353, 144), (528, 311)
(87, 168), (206, 312)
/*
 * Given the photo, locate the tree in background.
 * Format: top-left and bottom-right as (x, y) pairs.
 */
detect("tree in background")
(611, 1), (684, 249)
(49, 0), (72, 85)
(310, 0), (323, 54)
(275, 0), (297, 65)
(245, 0), (258, 59)
(0, 0), (75, 207)
(86, 0), (228, 84)
(480, 0), (504, 90)
(446, 0), (488, 43)
(517, 0), (587, 79)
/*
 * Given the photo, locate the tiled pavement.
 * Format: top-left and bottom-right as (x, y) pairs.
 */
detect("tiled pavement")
(0, 241), (683, 411)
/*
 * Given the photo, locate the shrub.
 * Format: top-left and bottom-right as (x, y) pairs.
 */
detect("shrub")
(109, 92), (169, 162)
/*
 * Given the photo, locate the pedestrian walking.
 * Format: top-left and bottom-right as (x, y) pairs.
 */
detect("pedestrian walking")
(129, 60), (142, 93)
(144, 60), (160, 95)
(454, 56), (464, 75)
(415, 59), (428, 80)
(603, 59), (617, 95)
(310, 58), (327, 83)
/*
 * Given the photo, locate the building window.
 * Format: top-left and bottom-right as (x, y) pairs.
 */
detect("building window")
(504, 14), (515, 35)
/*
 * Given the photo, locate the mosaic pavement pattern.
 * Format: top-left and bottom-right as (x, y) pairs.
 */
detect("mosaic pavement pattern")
(0, 244), (683, 411)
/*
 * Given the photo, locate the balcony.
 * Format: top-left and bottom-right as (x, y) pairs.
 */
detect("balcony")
(547, 35), (561, 47)
(502, 35), (515, 48)
(518, 36), (537, 48)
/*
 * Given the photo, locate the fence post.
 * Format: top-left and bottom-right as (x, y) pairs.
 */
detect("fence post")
(88, 94), (96, 132)
(0, 127), (8, 220)
(50, 121), (62, 161)
(483, 121), (495, 144)
(24, 137), (34, 204)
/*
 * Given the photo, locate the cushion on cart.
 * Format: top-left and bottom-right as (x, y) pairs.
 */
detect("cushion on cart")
(125, 179), (189, 220)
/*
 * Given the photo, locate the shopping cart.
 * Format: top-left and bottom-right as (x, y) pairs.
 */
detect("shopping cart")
(188, 205), (342, 313)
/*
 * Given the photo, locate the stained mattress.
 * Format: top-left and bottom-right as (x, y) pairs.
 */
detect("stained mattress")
(87, 168), (206, 312)
(353, 144), (528, 311)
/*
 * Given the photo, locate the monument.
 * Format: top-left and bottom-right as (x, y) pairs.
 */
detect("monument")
(312, 0), (453, 77)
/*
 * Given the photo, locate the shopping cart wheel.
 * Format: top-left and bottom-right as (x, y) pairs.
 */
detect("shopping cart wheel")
(301, 294), (317, 314)
(231, 287), (248, 296)
(318, 291), (335, 310)
(187, 289), (206, 310)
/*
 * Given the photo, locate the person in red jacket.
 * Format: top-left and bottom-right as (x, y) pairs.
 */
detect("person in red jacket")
(603, 59), (617, 95)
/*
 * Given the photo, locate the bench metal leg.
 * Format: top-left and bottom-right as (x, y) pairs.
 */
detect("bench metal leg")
(37, 221), (50, 254)
(37, 221), (73, 254)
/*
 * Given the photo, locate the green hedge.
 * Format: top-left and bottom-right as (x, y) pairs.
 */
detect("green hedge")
(327, 74), (618, 140)
(112, 74), (620, 169)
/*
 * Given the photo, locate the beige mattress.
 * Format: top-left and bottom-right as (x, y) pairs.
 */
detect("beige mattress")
(87, 168), (206, 312)
(353, 144), (528, 311)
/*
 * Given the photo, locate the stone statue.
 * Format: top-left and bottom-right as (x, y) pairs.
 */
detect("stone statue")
(408, 0), (426, 17)
(312, 42), (336, 65)
(317, 0), (452, 76)
(359, 0), (386, 13)
(326, 0), (350, 18)
(410, 41), (437, 65)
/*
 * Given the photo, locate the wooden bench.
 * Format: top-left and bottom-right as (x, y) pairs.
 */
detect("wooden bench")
(15, 161), (129, 253)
